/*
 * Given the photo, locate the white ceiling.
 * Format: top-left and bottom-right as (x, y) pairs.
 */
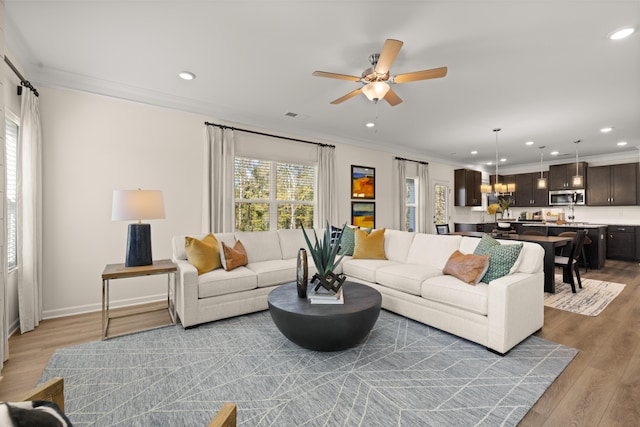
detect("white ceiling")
(5, 1), (640, 170)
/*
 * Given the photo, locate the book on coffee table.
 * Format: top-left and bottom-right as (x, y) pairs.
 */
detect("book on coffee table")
(308, 288), (344, 304)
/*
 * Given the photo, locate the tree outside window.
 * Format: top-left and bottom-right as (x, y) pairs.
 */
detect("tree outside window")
(235, 157), (314, 231)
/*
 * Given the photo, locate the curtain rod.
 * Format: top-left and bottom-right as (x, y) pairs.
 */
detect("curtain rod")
(205, 121), (335, 148)
(395, 156), (428, 165)
(4, 56), (39, 97)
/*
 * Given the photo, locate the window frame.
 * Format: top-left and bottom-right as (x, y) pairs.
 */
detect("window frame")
(234, 157), (316, 231)
(405, 177), (417, 232)
(5, 111), (20, 271)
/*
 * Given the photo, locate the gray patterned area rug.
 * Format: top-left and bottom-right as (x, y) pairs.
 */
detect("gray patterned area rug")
(41, 310), (576, 426)
(546, 275), (626, 316)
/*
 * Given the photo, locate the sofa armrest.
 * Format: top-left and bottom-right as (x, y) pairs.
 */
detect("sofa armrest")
(173, 258), (200, 327)
(486, 271), (544, 354)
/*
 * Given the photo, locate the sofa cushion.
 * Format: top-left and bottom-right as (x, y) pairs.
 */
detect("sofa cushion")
(234, 231), (282, 263)
(421, 275), (489, 316)
(198, 266), (257, 298)
(247, 259), (296, 288)
(278, 228), (324, 260)
(383, 229), (415, 263)
(376, 263), (443, 295)
(473, 237), (523, 283)
(353, 228), (386, 259)
(443, 250), (490, 285)
(342, 259), (398, 283)
(221, 240), (249, 271)
(185, 233), (222, 275)
(406, 234), (463, 269)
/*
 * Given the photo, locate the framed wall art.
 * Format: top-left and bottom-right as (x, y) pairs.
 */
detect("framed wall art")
(351, 202), (375, 229)
(351, 165), (375, 199)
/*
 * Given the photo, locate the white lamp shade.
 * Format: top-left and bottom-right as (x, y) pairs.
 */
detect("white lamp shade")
(362, 81), (390, 101)
(112, 189), (165, 221)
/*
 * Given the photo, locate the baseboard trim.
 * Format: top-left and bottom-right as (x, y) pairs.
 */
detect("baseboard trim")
(42, 293), (168, 320)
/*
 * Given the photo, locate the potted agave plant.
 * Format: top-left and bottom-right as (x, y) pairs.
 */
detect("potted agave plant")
(302, 221), (347, 293)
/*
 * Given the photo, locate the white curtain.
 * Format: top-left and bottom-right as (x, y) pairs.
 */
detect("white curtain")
(417, 163), (430, 233)
(202, 126), (236, 233)
(316, 145), (338, 228)
(392, 159), (407, 230)
(17, 90), (43, 333)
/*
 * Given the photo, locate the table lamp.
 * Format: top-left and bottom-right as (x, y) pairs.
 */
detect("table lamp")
(112, 189), (165, 267)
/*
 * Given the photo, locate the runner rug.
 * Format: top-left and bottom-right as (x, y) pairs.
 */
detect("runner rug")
(545, 275), (626, 316)
(41, 310), (577, 426)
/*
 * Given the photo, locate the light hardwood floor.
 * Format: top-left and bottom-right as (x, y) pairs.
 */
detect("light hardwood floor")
(1, 261), (639, 426)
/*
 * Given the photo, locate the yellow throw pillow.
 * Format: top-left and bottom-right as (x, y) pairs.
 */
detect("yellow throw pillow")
(185, 233), (222, 275)
(221, 240), (249, 271)
(353, 228), (387, 259)
(443, 250), (490, 285)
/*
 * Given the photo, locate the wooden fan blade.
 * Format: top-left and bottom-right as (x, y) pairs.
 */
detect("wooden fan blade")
(312, 71), (361, 82)
(393, 67), (448, 84)
(330, 88), (363, 104)
(374, 39), (403, 75)
(383, 89), (403, 106)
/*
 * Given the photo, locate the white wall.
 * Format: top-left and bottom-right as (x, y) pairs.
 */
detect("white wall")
(38, 85), (458, 319)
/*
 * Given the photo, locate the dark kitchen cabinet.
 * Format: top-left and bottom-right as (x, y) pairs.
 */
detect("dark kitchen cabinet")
(454, 169), (481, 206)
(587, 163), (637, 206)
(514, 172), (548, 207)
(607, 226), (636, 260)
(549, 162), (587, 190)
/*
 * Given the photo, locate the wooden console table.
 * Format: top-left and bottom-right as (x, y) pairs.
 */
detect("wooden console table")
(101, 259), (177, 340)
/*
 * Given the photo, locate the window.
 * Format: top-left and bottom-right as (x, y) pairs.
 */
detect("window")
(6, 117), (19, 270)
(234, 157), (315, 231)
(433, 182), (449, 227)
(405, 178), (416, 232)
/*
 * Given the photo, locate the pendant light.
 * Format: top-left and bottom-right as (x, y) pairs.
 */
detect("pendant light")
(572, 140), (583, 187)
(537, 146), (547, 189)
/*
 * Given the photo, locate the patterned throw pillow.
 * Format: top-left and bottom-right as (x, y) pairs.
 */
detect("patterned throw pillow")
(338, 226), (358, 256)
(473, 235), (523, 283)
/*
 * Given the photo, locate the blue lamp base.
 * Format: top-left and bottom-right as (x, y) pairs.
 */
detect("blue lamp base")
(125, 223), (153, 267)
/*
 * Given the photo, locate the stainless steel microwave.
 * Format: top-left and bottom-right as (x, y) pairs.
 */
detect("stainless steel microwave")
(549, 189), (585, 206)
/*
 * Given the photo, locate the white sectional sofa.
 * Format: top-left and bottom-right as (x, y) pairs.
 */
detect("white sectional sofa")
(171, 228), (545, 354)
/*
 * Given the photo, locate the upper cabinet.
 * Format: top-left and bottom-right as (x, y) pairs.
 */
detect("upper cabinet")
(514, 172), (548, 207)
(454, 169), (481, 206)
(587, 163), (637, 206)
(548, 162), (588, 190)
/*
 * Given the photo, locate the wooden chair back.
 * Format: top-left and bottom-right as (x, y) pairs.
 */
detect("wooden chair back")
(209, 403), (237, 427)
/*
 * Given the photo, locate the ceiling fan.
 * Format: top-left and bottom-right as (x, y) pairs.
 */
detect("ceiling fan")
(312, 39), (447, 106)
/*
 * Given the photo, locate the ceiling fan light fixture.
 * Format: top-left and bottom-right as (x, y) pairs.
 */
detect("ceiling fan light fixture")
(362, 81), (390, 102)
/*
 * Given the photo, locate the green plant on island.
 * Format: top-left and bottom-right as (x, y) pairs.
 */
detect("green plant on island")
(499, 197), (513, 212)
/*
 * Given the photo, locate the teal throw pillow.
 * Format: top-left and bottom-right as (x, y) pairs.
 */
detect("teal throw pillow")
(338, 226), (357, 256)
(474, 234), (499, 254)
(474, 235), (523, 283)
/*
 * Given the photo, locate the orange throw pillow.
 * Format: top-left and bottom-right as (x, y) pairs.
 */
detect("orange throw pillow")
(443, 250), (490, 285)
(221, 240), (249, 271)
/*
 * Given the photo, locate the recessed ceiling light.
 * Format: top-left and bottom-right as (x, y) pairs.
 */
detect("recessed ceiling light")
(550, 151), (559, 156)
(500, 158), (507, 162)
(609, 27), (635, 40)
(179, 71), (196, 80)
(471, 150), (478, 155)
(486, 162), (493, 165)
(617, 141), (628, 146)
(600, 126), (614, 133)
(525, 141), (535, 146)
(365, 122), (375, 128)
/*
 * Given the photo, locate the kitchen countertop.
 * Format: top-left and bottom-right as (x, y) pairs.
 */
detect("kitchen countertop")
(522, 223), (608, 228)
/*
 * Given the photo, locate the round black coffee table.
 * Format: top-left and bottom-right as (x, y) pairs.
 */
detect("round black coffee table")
(268, 281), (381, 351)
